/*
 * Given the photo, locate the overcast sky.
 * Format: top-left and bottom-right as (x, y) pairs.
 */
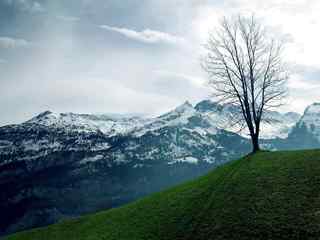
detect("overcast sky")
(1, 0), (320, 125)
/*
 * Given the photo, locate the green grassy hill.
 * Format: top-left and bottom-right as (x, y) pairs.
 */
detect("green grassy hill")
(6, 150), (320, 240)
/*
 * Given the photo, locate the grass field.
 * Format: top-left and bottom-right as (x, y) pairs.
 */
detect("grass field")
(6, 150), (320, 240)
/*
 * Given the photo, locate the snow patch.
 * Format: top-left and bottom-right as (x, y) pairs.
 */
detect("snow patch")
(168, 156), (198, 165)
(80, 155), (104, 164)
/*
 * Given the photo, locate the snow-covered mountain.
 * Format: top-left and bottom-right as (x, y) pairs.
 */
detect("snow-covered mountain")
(133, 101), (218, 137)
(259, 111), (301, 139)
(1, 100), (300, 168)
(0, 99), (308, 236)
(281, 103), (320, 149)
(296, 103), (320, 136)
(27, 110), (150, 135)
(194, 100), (301, 139)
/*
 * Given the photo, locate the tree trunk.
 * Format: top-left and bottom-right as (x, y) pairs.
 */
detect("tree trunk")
(251, 134), (260, 153)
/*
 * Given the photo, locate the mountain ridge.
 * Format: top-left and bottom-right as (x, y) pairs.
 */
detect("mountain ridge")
(8, 99), (302, 140)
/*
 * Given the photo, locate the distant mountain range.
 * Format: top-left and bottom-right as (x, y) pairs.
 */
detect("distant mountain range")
(0, 100), (319, 235)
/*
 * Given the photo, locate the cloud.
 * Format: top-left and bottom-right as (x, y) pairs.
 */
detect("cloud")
(0, 37), (30, 48)
(56, 15), (80, 22)
(153, 70), (206, 88)
(288, 74), (320, 90)
(100, 25), (185, 45)
(0, 59), (7, 64)
(28, 1), (44, 12)
(1, 0), (320, 125)
(5, 0), (45, 13)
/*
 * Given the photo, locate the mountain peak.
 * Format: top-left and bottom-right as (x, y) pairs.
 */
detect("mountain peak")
(36, 110), (53, 118)
(26, 110), (61, 126)
(28, 110), (60, 122)
(295, 102), (320, 138)
(304, 103), (320, 115)
(174, 101), (194, 113)
(195, 100), (220, 113)
(182, 100), (193, 107)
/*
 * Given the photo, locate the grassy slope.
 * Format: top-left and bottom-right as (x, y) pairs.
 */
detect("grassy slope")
(6, 150), (320, 240)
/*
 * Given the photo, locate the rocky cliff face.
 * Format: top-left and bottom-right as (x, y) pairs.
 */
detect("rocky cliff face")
(282, 103), (320, 149)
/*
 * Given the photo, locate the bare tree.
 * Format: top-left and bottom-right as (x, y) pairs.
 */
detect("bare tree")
(202, 15), (288, 153)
